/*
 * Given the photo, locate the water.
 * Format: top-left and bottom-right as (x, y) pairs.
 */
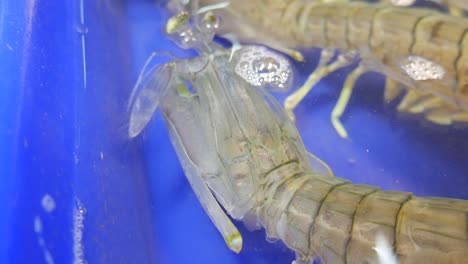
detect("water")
(0, 0), (466, 263)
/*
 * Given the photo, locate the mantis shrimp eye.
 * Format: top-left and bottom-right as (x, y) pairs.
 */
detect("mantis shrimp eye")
(165, 10), (220, 49)
(200, 11), (220, 32)
(166, 11), (190, 34)
(165, 11), (201, 49)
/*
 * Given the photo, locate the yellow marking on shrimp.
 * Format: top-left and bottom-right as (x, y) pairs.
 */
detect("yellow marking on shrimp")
(225, 232), (243, 254)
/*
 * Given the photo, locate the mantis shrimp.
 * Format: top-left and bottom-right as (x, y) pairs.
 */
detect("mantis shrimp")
(128, 6), (468, 264)
(194, 0), (468, 138)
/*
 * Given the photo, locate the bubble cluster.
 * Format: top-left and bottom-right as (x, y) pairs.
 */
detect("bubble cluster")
(400, 55), (445, 81)
(235, 45), (293, 91)
(73, 198), (86, 264)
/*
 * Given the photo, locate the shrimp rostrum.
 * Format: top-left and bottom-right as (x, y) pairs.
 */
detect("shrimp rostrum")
(128, 8), (468, 264)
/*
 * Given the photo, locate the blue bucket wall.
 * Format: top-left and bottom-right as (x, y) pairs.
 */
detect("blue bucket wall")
(0, 1), (467, 264)
(0, 1), (158, 263)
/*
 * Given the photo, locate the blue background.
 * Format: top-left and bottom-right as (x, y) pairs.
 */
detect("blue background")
(0, 0), (466, 263)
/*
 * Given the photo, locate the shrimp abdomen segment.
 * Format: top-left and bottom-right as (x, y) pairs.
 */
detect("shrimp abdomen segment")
(347, 4), (381, 51)
(348, 190), (412, 264)
(278, 173), (350, 256)
(322, 5), (352, 51)
(264, 174), (468, 263)
(413, 14), (465, 77)
(396, 197), (468, 263)
(457, 33), (468, 95)
(412, 14), (468, 94)
(370, 8), (434, 64)
(309, 182), (379, 264)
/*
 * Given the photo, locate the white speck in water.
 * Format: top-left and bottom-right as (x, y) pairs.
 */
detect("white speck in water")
(34, 216), (43, 234)
(374, 232), (399, 264)
(23, 138), (29, 148)
(5, 43), (13, 51)
(38, 237), (46, 247)
(76, 24), (89, 34)
(74, 152), (80, 164)
(390, 0), (416, 6)
(73, 198), (86, 264)
(100, 151), (104, 160)
(366, 149), (370, 153)
(34, 216), (55, 264)
(400, 56), (445, 81)
(44, 250), (55, 264)
(41, 194), (56, 213)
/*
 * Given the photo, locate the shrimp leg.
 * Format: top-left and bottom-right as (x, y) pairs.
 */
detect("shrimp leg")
(284, 50), (354, 122)
(384, 78), (404, 102)
(331, 64), (365, 139)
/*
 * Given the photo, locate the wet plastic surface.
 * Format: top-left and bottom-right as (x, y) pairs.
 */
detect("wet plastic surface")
(0, 1), (467, 264)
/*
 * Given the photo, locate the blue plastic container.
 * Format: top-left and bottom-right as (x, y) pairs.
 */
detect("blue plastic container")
(1, 1), (466, 264)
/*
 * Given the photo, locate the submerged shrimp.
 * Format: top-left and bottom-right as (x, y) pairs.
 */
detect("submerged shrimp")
(128, 7), (468, 264)
(195, 0), (468, 138)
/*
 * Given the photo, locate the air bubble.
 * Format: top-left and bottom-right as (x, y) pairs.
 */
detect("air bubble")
(234, 45), (293, 92)
(239, 62), (249, 69)
(400, 55), (445, 81)
(252, 57), (280, 75)
(272, 75), (281, 83)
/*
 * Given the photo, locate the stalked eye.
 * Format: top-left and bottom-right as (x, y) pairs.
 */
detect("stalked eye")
(200, 11), (220, 32)
(165, 11), (190, 34)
